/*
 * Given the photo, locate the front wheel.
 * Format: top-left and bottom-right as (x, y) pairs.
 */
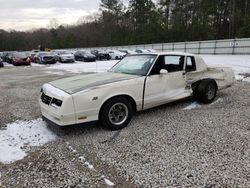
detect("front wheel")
(100, 97), (133, 130)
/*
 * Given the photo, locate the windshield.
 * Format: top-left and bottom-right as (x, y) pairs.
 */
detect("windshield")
(110, 55), (157, 76)
(13, 52), (28, 58)
(57, 51), (68, 55)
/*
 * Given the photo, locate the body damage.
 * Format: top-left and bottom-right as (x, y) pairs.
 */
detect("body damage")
(40, 52), (235, 126)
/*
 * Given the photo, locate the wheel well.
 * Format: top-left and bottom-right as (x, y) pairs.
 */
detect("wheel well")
(192, 78), (218, 92)
(99, 95), (137, 118)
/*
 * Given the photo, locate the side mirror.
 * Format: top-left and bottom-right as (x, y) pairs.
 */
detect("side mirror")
(160, 69), (168, 74)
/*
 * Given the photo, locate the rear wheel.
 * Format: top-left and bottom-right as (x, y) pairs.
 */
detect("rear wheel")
(100, 97), (133, 130)
(195, 79), (217, 104)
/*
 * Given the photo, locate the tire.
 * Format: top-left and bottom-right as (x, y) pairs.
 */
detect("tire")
(100, 97), (134, 130)
(195, 79), (217, 104)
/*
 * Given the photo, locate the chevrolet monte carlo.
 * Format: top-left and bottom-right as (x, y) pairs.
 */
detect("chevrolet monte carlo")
(40, 52), (235, 130)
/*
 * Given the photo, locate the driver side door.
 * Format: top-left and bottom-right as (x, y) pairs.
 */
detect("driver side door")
(143, 55), (191, 109)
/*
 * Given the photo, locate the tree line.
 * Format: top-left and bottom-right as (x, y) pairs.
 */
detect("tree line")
(0, 0), (250, 51)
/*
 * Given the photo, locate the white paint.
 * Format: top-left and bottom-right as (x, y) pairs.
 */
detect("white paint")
(44, 55), (250, 83)
(42, 83), (68, 98)
(183, 102), (201, 110)
(0, 118), (57, 164)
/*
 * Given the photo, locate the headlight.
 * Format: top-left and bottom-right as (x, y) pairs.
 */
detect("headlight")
(51, 98), (63, 107)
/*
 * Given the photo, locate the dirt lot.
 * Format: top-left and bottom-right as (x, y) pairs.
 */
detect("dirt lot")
(0, 65), (250, 187)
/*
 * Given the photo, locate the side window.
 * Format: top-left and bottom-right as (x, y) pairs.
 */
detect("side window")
(186, 56), (196, 72)
(164, 55), (184, 72)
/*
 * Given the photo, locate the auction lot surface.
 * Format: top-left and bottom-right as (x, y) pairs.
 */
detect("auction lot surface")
(0, 64), (250, 187)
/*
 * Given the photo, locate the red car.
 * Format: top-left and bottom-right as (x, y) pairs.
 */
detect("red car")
(12, 52), (31, 66)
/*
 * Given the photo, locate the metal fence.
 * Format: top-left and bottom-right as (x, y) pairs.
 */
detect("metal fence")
(71, 38), (250, 55)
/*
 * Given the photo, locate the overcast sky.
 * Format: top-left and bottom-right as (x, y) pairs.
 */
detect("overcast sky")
(0, 0), (101, 31)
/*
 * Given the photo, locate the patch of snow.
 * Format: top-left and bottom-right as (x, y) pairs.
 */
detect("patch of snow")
(79, 156), (85, 161)
(46, 60), (118, 73)
(3, 62), (13, 67)
(45, 71), (65, 75)
(210, 97), (223, 105)
(183, 102), (201, 110)
(243, 77), (250, 82)
(84, 161), (94, 170)
(31, 63), (44, 67)
(104, 178), (115, 186)
(67, 144), (77, 153)
(0, 118), (57, 164)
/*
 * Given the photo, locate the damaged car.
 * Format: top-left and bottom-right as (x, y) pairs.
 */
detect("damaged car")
(12, 52), (31, 66)
(40, 52), (235, 130)
(34, 52), (56, 64)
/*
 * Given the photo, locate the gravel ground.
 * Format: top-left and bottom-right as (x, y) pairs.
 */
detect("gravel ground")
(0, 65), (250, 187)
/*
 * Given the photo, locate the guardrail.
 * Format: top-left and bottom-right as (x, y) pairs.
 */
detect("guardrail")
(68, 38), (250, 55)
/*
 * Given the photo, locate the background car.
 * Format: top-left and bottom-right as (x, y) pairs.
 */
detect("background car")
(74, 50), (96, 62)
(119, 49), (137, 55)
(0, 57), (3, 67)
(26, 50), (40, 62)
(55, 51), (75, 63)
(12, 52), (31, 66)
(135, 49), (152, 53)
(107, 50), (126, 60)
(2, 51), (17, 63)
(91, 50), (111, 60)
(34, 52), (56, 64)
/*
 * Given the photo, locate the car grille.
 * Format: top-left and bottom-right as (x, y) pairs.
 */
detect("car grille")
(43, 56), (53, 61)
(41, 92), (52, 105)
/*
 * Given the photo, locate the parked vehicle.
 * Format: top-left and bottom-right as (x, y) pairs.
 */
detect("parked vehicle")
(147, 49), (157, 52)
(91, 50), (111, 60)
(119, 49), (137, 55)
(34, 52), (56, 64)
(26, 50), (40, 62)
(0, 57), (3, 67)
(135, 49), (152, 53)
(2, 51), (17, 63)
(107, 50), (126, 60)
(74, 51), (96, 62)
(12, 52), (31, 66)
(55, 51), (75, 63)
(40, 52), (234, 130)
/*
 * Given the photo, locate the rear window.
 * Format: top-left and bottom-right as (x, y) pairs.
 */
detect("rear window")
(186, 56), (196, 72)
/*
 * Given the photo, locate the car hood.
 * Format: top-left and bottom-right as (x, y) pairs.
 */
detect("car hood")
(49, 72), (141, 94)
(60, 54), (74, 58)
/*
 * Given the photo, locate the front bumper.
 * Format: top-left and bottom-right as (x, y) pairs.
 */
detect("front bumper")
(40, 99), (76, 126)
(60, 58), (75, 63)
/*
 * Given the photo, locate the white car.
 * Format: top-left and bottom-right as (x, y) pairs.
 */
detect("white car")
(40, 52), (234, 130)
(107, 50), (126, 60)
(56, 51), (75, 63)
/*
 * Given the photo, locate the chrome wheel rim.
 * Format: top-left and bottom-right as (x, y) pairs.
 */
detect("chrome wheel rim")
(108, 103), (128, 125)
(206, 84), (216, 100)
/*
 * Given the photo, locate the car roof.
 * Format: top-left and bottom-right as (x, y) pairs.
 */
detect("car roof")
(133, 51), (196, 56)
